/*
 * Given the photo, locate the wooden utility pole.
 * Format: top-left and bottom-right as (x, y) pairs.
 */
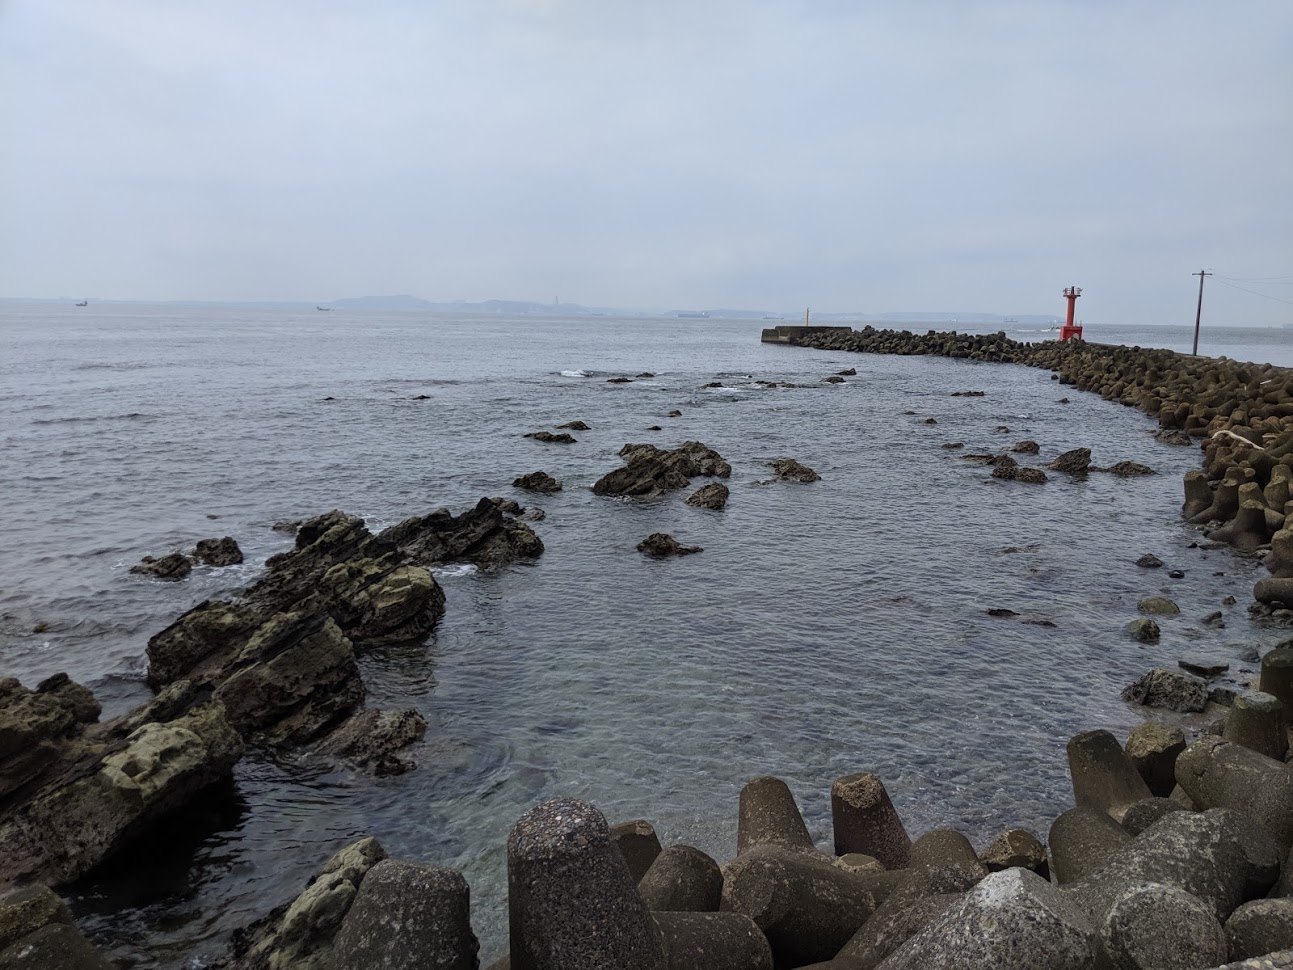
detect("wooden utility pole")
(1192, 269), (1212, 356)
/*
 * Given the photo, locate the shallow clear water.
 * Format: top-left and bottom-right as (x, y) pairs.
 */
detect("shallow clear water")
(2, 305), (1291, 967)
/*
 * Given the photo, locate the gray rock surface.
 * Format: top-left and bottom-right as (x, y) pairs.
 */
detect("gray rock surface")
(876, 868), (1096, 970)
(1226, 899), (1293, 962)
(330, 859), (479, 970)
(1098, 882), (1226, 970)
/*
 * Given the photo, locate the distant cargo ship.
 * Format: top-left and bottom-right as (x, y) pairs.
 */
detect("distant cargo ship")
(676, 310), (710, 319)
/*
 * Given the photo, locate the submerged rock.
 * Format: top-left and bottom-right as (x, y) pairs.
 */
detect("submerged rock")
(314, 708), (427, 776)
(556, 420), (590, 430)
(769, 458), (820, 483)
(1047, 447), (1093, 475)
(130, 552), (192, 581)
(1136, 553), (1164, 568)
(1122, 667), (1209, 712)
(513, 471), (562, 493)
(637, 533), (703, 557)
(524, 431), (576, 444)
(686, 482), (729, 510)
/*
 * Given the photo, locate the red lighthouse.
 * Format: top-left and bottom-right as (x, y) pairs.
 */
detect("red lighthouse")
(1060, 286), (1083, 341)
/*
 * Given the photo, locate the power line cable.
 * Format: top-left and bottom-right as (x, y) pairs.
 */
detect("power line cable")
(1213, 278), (1293, 305)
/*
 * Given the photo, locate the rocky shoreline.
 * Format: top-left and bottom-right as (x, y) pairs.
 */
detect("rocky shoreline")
(5, 329), (1293, 967)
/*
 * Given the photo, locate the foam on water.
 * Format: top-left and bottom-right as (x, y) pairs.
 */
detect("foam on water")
(0, 303), (1291, 966)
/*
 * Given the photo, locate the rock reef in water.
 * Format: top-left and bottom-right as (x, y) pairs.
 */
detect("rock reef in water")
(593, 441), (731, 498)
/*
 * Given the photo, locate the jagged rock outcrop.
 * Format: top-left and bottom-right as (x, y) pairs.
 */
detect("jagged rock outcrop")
(593, 441), (731, 498)
(195, 537), (244, 566)
(0, 676), (243, 888)
(769, 458), (820, 483)
(146, 501), (541, 750)
(130, 552), (193, 580)
(512, 471), (562, 493)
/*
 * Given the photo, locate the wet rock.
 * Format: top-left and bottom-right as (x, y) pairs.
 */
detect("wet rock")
(194, 537), (244, 567)
(378, 498), (544, 571)
(1155, 428), (1193, 445)
(769, 458), (820, 483)
(607, 376), (633, 383)
(951, 390), (984, 397)
(524, 430), (576, 444)
(1011, 440), (1040, 454)
(0, 696), (244, 887)
(1181, 656), (1231, 678)
(1138, 595), (1181, 615)
(1047, 447), (1093, 475)
(272, 520), (302, 534)
(923, 417), (938, 425)
(941, 442), (964, 449)
(513, 471), (562, 493)
(685, 483), (729, 510)
(823, 375), (845, 384)
(646, 425), (662, 431)
(314, 708), (427, 775)
(637, 533), (702, 558)
(987, 608), (1019, 618)
(1169, 568), (1186, 578)
(593, 441), (731, 498)
(130, 552), (193, 580)
(667, 410), (682, 417)
(1125, 618), (1161, 642)
(1101, 461), (1156, 476)
(489, 497), (524, 515)
(556, 420), (590, 430)
(837, 368), (857, 376)
(230, 836), (388, 970)
(1136, 553), (1164, 568)
(1203, 610), (1226, 627)
(1122, 667), (1209, 712)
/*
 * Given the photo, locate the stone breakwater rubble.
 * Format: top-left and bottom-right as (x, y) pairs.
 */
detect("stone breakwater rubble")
(772, 325), (1293, 614)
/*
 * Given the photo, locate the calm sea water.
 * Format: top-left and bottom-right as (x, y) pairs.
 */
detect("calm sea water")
(2, 304), (1292, 967)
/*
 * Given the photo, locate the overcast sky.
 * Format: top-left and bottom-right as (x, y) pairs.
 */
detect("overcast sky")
(2, 1), (1290, 323)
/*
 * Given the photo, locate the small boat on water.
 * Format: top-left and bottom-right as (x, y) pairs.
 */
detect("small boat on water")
(316, 306), (333, 311)
(75, 300), (87, 307)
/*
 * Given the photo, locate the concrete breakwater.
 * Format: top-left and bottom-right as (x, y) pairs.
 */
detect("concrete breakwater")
(766, 325), (1293, 616)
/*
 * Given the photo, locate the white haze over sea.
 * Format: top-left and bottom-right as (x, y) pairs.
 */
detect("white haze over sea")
(2, 0), (1291, 326)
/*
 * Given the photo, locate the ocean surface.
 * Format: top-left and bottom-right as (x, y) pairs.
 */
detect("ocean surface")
(2, 304), (1292, 967)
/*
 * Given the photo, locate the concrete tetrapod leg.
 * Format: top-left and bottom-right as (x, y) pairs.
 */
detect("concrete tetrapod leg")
(1047, 806), (1132, 885)
(836, 864), (985, 969)
(1260, 649), (1293, 711)
(638, 845), (723, 913)
(1097, 882), (1227, 970)
(874, 868), (1096, 970)
(830, 773), (912, 869)
(907, 829), (978, 869)
(720, 848), (879, 967)
(1184, 470), (1215, 519)
(1226, 899), (1293, 961)
(1255, 578), (1293, 608)
(610, 819), (663, 883)
(651, 912), (772, 970)
(507, 797), (666, 970)
(1224, 691), (1289, 762)
(330, 860), (479, 970)
(1175, 737), (1293, 850)
(1067, 728), (1153, 822)
(736, 776), (814, 855)
(1125, 722), (1187, 798)
(1066, 808), (1279, 923)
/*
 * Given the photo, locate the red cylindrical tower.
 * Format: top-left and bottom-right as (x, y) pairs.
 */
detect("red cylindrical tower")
(1060, 286), (1083, 340)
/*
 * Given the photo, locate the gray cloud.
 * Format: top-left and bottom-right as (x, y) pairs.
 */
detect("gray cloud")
(2, 0), (1290, 323)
